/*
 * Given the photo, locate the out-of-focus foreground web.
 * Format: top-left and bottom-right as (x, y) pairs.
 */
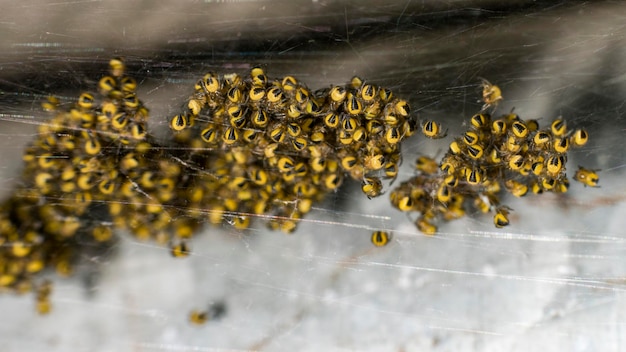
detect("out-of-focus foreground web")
(0, 1), (625, 351)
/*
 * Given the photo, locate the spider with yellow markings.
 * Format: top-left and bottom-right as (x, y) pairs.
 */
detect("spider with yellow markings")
(421, 120), (447, 139)
(415, 156), (439, 175)
(188, 301), (227, 325)
(570, 128), (588, 147)
(493, 206), (511, 228)
(574, 166), (600, 187)
(416, 216), (437, 236)
(170, 241), (191, 258)
(361, 177), (383, 199)
(479, 78), (503, 111)
(371, 231), (392, 247)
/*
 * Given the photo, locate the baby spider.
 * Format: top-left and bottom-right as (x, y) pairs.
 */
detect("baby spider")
(371, 231), (392, 247)
(479, 78), (503, 111)
(189, 301), (227, 325)
(493, 205), (513, 228)
(361, 176), (383, 199)
(574, 166), (600, 187)
(421, 120), (448, 139)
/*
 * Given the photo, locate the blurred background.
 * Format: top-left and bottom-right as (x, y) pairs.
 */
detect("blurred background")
(0, 0), (625, 351)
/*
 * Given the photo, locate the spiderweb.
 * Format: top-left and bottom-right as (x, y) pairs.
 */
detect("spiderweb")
(0, 1), (625, 351)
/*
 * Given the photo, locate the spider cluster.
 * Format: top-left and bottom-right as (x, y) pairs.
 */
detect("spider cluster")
(390, 110), (599, 235)
(0, 59), (155, 303)
(167, 67), (418, 233)
(0, 58), (599, 312)
(0, 59), (420, 310)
